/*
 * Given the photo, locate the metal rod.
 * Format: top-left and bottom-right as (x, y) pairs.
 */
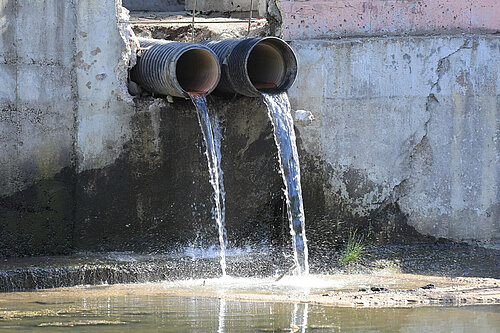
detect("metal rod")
(191, 0), (197, 43)
(248, 0), (253, 35)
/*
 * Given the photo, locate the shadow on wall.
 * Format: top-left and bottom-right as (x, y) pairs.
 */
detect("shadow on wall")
(122, 0), (185, 12)
(0, 96), (284, 257)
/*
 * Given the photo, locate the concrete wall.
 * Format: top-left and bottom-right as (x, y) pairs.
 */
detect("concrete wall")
(279, 0), (500, 40)
(0, 0), (135, 255)
(288, 36), (499, 247)
(122, 0), (185, 12)
(1, 0), (499, 255)
(185, 0), (266, 15)
(278, 1), (499, 248)
(0, 0), (134, 194)
(0, 0), (283, 256)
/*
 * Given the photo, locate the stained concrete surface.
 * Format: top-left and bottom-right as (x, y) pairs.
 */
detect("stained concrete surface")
(123, 0), (184, 12)
(1, 0), (499, 256)
(288, 35), (500, 248)
(279, 0), (500, 39)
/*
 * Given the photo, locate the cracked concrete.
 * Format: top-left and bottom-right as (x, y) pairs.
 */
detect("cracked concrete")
(288, 35), (500, 248)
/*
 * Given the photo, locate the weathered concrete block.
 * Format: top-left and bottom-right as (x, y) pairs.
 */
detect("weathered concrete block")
(288, 36), (500, 247)
(397, 38), (500, 245)
(185, 0), (264, 13)
(280, 0), (500, 39)
(0, 0), (16, 60)
(122, 0), (185, 12)
(0, 0), (136, 256)
(16, 0), (75, 66)
(0, 64), (16, 108)
(75, 0), (135, 172)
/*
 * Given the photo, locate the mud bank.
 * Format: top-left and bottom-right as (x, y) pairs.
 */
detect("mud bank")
(1, 243), (498, 292)
(1, 273), (499, 309)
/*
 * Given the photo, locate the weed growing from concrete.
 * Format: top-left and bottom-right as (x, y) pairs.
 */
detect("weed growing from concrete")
(339, 229), (366, 265)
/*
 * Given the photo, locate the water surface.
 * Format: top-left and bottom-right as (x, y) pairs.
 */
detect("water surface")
(0, 291), (498, 332)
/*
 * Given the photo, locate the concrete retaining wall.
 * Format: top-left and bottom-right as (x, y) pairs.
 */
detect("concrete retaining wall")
(279, 0), (500, 39)
(0, 0), (134, 194)
(288, 35), (500, 247)
(0, 0), (498, 255)
(185, 0), (264, 13)
(122, 0), (185, 12)
(0, 0), (136, 255)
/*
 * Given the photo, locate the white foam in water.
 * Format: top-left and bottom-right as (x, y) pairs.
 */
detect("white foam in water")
(262, 92), (310, 275)
(181, 245), (258, 259)
(162, 274), (351, 293)
(190, 94), (228, 277)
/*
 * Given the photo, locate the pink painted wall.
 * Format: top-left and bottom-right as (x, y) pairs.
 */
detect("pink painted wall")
(280, 0), (500, 39)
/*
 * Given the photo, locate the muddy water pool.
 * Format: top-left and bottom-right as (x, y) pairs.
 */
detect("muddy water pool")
(0, 279), (499, 332)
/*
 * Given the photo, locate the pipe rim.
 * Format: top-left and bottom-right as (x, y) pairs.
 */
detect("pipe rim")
(244, 37), (298, 96)
(173, 46), (221, 97)
(131, 39), (221, 98)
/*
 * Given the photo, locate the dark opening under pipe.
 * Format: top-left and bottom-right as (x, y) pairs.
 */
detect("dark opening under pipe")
(130, 38), (221, 98)
(203, 37), (298, 97)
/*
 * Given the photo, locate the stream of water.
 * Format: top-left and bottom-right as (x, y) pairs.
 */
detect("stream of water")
(190, 94), (227, 277)
(263, 92), (309, 275)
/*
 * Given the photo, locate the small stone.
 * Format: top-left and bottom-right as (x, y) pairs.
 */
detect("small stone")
(127, 80), (142, 96)
(370, 287), (387, 292)
(294, 110), (314, 126)
(420, 284), (435, 290)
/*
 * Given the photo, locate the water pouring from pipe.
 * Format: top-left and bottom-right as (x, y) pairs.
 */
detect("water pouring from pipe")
(263, 92), (309, 275)
(190, 94), (228, 277)
(204, 37), (308, 274)
(130, 38), (227, 276)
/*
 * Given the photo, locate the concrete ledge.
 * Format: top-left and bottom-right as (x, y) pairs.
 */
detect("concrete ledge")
(281, 0), (500, 39)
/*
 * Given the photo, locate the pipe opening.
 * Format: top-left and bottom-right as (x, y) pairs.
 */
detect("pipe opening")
(176, 49), (220, 94)
(247, 39), (295, 93)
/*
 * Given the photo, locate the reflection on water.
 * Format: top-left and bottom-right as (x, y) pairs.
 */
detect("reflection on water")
(0, 291), (499, 332)
(291, 303), (308, 332)
(218, 298), (225, 333)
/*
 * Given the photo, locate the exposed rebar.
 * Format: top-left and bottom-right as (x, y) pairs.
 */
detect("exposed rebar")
(191, 0), (197, 43)
(248, 0), (253, 35)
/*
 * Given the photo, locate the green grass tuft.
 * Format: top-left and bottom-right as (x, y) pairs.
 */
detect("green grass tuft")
(339, 229), (367, 265)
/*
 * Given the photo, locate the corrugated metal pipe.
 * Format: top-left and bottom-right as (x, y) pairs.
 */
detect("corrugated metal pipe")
(203, 37), (298, 97)
(130, 38), (221, 98)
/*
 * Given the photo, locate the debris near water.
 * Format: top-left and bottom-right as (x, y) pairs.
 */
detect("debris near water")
(420, 283), (435, 290)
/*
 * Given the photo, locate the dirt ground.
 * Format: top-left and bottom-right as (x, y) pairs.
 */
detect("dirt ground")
(1, 272), (498, 309)
(129, 11), (269, 43)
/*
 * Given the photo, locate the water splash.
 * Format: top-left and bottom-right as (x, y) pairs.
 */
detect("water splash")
(190, 94), (227, 277)
(262, 92), (309, 275)
(212, 113), (227, 253)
